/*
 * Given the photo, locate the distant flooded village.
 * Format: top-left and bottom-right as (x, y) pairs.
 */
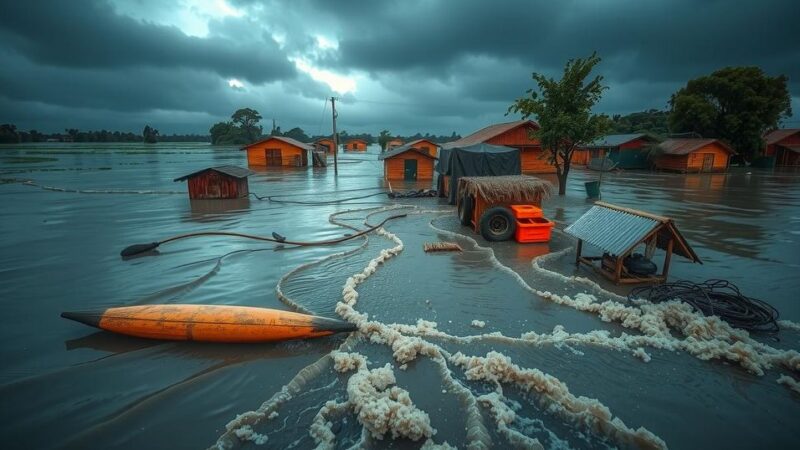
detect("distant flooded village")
(1, 1), (800, 449)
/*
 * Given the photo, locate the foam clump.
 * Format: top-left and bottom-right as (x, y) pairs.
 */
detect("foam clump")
(232, 425), (268, 445)
(471, 320), (486, 329)
(777, 375), (800, 394)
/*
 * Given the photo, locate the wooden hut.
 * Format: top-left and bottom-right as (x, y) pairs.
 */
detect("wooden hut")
(565, 202), (701, 284)
(763, 129), (800, 167)
(653, 139), (735, 173)
(403, 138), (439, 157)
(386, 138), (404, 150)
(573, 133), (660, 169)
(442, 120), (554, 173)
(314, 137), (336, 154)
(173, 165), (254, 199)
(242, 136), (313, 167)
(345, 138), (368, 151)
(378, 144), (436, 180)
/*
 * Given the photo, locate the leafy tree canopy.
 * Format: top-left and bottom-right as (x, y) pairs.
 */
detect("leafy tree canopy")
(668, 66), (791, 160)
(508, 52), (610, 195)
(142, 125), (159, 144)
(378, 130), (392, 150)
(230, 108), (263, 143)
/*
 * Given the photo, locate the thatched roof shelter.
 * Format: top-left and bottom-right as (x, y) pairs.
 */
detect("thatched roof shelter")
(458, 175), (552, 205)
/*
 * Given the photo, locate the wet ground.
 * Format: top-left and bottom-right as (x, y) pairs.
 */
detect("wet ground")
(0, 143), (798, 449)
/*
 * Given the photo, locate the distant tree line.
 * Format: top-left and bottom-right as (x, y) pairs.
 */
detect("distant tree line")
(0, 123), (209, 144)
(609, 109), (670, 138)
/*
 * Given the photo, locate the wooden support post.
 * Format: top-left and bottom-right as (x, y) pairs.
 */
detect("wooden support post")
(575, 239), (583, 266)
(662, 238), (674, 280)
(614, 256), (623, 284)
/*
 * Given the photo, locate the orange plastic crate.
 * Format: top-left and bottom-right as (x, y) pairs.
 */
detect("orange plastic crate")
(510, 204), (543, 219)
(515, 217), (554, 243)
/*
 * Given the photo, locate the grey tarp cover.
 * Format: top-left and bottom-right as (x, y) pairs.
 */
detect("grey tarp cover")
(436, 143), (521, 204)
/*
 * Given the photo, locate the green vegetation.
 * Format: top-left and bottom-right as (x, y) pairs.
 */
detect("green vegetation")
(509, 52), (610, 195)
(669, 66), (792, 161)
(209, 108), (263, 145)
(378, 130), (392, 150)
(142, 125), (159, 144)
(610, 109), (670, 137)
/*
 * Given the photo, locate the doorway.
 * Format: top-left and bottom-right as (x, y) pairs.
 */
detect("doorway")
(265, 149), (282, 166)
(701, 154), (714, 172)
(404, 159), (418, 180)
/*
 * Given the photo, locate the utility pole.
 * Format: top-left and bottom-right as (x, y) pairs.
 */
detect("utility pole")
(331, 96), (339, 176)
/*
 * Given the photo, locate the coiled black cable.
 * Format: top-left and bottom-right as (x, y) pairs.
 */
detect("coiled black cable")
(629, 279), (780, 333)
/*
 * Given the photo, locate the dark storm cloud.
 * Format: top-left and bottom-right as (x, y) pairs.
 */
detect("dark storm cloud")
(0, 0), (294, 84)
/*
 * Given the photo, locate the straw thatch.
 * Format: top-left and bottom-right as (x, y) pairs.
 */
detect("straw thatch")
(458, 175), (552, 205)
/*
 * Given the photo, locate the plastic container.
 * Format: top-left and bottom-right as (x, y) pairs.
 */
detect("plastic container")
(510, 204), (543, 219)
(584, 181), (600, 199)
(515, 217), (554, 243)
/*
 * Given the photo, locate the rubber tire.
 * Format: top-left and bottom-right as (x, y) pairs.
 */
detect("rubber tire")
(479, 206), (516, 242)
(458, 195), (474, 226)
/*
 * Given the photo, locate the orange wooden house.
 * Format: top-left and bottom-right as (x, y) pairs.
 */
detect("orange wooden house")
(402, 138), (439, 157)
(242, 136), (314, 167)
(386, 138), (404, 150)
(572, 133), (659, 169)
(763, 129), (800, 167)
(654, 139), (735, 173)
(314, 137), (336, 154)
(442, 120), (553, 173)
(378, 143), (436, 180)
(345, 138), (368, 151)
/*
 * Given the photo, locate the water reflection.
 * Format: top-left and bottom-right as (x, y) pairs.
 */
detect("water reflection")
(186, 197), (250, 221)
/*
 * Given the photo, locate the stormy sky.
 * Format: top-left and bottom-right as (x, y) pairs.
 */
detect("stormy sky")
(1, 0), (798, 136)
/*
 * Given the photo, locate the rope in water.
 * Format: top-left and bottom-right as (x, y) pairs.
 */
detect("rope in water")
(629, 279), (780, 333)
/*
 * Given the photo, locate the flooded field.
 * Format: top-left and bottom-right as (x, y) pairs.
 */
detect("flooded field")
(1, 142), (799, 449)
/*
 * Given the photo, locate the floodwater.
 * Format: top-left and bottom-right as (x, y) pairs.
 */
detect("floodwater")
(0, 142), (798, 449)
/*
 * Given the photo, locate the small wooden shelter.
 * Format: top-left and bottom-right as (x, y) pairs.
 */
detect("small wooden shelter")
(565, 202), (701, 284)
(404, 138), (439, 157)
(378, 144), (437, 180)
(242, 136), (314, 167)
(763, 129), (800, 167)
(654, 138), (735, 173)
(173, 165), (254, 199)
(573, 133), (660, 169)
(386, 138), (404, 150)
(345, 138), (368, 151)
(456, 175), (551, 233)
(443, 120), (553, 173)
(314, 137), (336, 154)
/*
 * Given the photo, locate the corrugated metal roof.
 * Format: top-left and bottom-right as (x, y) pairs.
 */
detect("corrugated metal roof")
(587, 133), (653, 147)
(565, 206), (660, 256)
(241, 135), (315, 151)
(441, 120), (539, 149)
(658, 138), (736, 155)
(379, 139), (439, 160)
(764, 129), (800, 145)
(173, 165), (254, 182)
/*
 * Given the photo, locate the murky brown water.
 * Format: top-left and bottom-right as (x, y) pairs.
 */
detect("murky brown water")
(0, 143), (798, 449)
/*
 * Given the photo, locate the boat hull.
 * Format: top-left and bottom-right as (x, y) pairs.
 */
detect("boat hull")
(61, 304), (357, 343)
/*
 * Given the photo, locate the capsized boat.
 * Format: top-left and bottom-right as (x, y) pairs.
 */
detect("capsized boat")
(61, 304), (357, 343)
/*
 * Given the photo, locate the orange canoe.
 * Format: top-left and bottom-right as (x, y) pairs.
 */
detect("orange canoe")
(61, 304), (357, 343)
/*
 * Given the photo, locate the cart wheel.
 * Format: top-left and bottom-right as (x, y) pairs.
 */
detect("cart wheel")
(458, 195), (474, 226)
(479, 206), (516, 241)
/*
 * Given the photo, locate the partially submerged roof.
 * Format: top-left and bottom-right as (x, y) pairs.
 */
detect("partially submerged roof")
(379, 139), (440, 160)
(173, 165), (254, 182)
(442, 120), (539, 149)
(345, 138), (368, 143)
(587, 133), (658, 148)
(458, 175), (552, 205)
(764, 129), (800, 145)
(658, 138), (736, 155)
(241, 136), (314, 151)
(564, 202), (701, 262)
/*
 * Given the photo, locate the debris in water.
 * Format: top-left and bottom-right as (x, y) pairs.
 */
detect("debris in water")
(471, 320), (486, 329)
(423, 242), (463, 252)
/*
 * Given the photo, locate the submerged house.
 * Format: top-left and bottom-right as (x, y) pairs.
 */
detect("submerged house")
(763, 129), (800, 167)
(437, 143), (521, 204)
(242, 136), (314, 167)
(573, 133), (660, 169)
(402, 138), (439, 157)
(653, 138), (735, 173)
(314, 137), (336, 154)
(173, 165), (254, 199)
(386, 138), (404, 150)
(345, 138), (368, 151)
(442, 120), (554, 173)
(378, 142), (437, 181)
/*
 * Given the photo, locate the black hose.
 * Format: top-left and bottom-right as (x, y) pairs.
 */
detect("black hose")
(250, 191), (388, 204)
(629, 279), (780, 333)
(120, 213), (407, 257)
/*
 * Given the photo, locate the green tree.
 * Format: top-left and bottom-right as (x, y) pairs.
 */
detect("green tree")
(508, 52), (610, 195)
(231, 108), (263, 142)
(378, 130), (392, 150)
(669, 66), (791, 161)
(142, 125), (159, 144)
(283, 127), (309, 142)
(0, 124), (20, 143)
(209, 121), (248, 145)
